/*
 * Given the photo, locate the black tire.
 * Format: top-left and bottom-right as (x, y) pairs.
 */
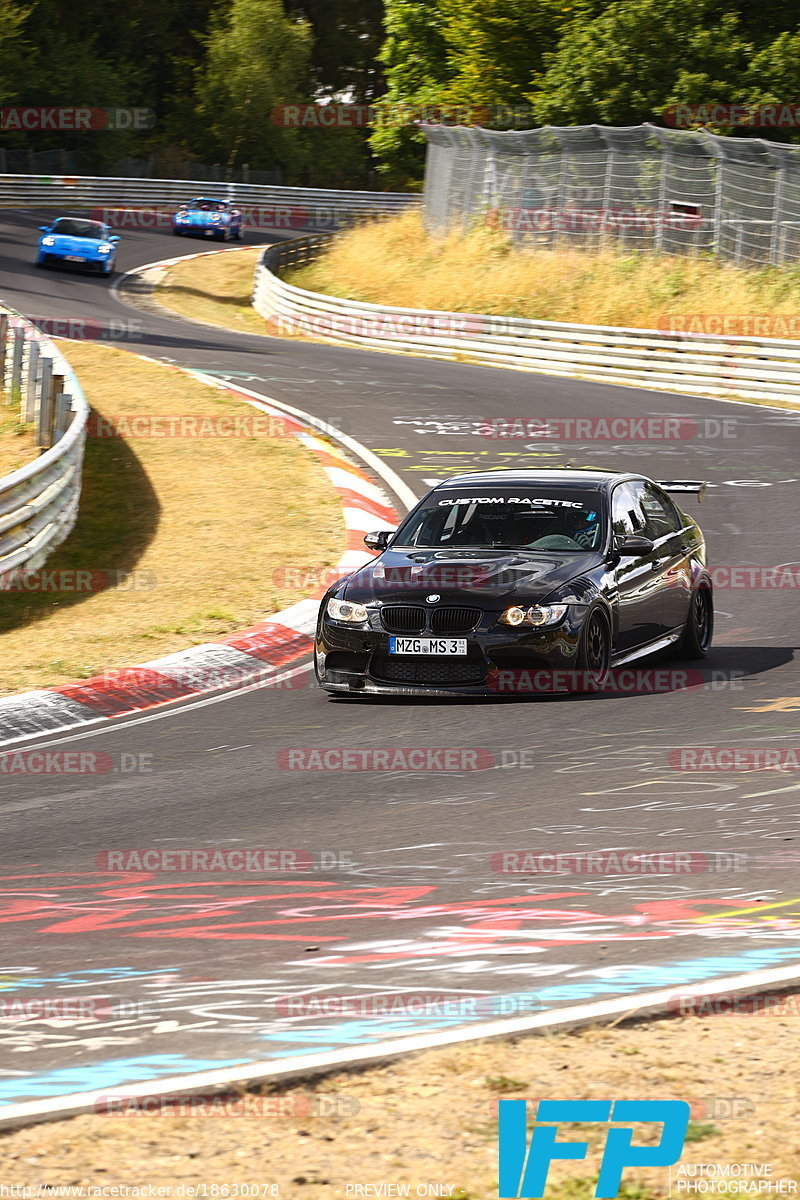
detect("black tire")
(675, 583), (713, 659)
(573, 607), (611, 690)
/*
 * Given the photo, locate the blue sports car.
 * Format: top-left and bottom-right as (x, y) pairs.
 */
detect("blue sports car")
(172, 198), (243, 240)
(36, 217), (119, 275)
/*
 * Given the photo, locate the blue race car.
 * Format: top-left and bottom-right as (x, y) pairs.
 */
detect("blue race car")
(36, 217), (119, 275)
(172, 198), (243, 240)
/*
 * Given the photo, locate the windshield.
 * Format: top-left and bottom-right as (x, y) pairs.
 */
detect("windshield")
(190, 200), (226, 211)
(51, 219), (106, 239)
(394, 488), (606, 551)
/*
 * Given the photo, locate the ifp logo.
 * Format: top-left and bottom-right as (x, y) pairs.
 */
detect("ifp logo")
(498, 1100), (690, 1198)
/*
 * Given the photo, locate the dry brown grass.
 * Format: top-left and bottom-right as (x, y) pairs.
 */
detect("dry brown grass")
(286, 210), (800, 332)
(0, 341), (344, 694)
(0, 405), (37, 475)
(1, 1007), (798, 1194)
(157, 246), (266, 334)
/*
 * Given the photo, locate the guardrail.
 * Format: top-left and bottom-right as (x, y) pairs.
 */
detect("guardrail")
(0, 174), (419, 223)
(253, 237), (800, 405)
(0, 305), (89, 579)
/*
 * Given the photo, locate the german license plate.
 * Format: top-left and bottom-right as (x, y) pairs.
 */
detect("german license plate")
(65, 255), (85, 262)
(389, 637), (467, 655)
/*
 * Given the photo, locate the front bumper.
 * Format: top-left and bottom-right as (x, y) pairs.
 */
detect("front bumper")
(173, 220), (231, 237)
(40, 250), (114, 271)
(315, 609), (587, 698)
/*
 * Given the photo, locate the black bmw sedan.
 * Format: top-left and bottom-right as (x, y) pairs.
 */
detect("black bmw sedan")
(314, 469), (713, 697)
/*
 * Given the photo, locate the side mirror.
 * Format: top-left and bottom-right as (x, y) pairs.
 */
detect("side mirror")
(38, 226), (50, 232)
(364, 530), (392, 552)
(108, 235), (120, 243)
(616, 534), (655, 557)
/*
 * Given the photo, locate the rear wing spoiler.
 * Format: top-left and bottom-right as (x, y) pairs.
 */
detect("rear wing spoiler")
(657, 480), (707, 504)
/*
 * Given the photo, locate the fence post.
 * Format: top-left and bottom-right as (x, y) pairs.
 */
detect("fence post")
(53, 390), (73, 442)
(9, 325), (24, 403)
(770, 164), (785, 266)
(0, 314), (7, 395)
(23, 338), (41, 422)
(713, 159), (724, 257)
(734, 223), (744, 267)
(655, 145), (669, 254)
(34, 360), (55, 447)
(600, 149), (615, 251)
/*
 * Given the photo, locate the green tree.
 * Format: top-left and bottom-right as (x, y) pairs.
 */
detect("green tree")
(0, 0), (29, 105)
(440, 0), (587, 109)
(193, 0), (312, 176)
(528, 0), (754, 125)
(370, 0), (584, 185)
(286, 0), (386, 101)
(369, 0), (451, 186)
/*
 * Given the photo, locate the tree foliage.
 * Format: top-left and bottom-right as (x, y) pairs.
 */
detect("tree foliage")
(3, 0), (800, 185)
(193, 0), (312, 174)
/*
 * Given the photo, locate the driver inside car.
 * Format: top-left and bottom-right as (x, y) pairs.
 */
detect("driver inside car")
(507, 507), (601, 550)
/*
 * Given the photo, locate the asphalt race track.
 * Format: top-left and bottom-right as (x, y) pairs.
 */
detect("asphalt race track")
(1, 207), (799, 1105)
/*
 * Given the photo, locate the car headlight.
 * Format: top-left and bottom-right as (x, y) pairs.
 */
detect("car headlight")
(41, 236), (55, 246)
(98, 244), (113, 253)
(499, 604), (568, 627)
(327, 597), (368, 624)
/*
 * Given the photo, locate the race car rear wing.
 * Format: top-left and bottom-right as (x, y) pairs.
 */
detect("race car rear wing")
(657, 480), (708, 503)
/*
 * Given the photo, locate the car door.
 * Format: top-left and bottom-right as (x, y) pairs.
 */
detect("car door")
(639, 482), (694, 633)
(610, 480), (668, 651)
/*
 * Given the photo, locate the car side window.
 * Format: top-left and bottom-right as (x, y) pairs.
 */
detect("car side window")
(640, 483), (683, 540)
(611, 482), (647, 539)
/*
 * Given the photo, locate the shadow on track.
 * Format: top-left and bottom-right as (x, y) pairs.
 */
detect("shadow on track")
(0, 431), (159, 634)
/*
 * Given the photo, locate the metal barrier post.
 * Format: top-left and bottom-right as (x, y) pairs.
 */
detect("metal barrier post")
(9, 326), (24, 402)
(53, 390), (73, 442)
(23, 338), (40, 423)
(0, 314), (7, 393)
(36, 368), (62, 449)
(35, 355), (52, 429)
